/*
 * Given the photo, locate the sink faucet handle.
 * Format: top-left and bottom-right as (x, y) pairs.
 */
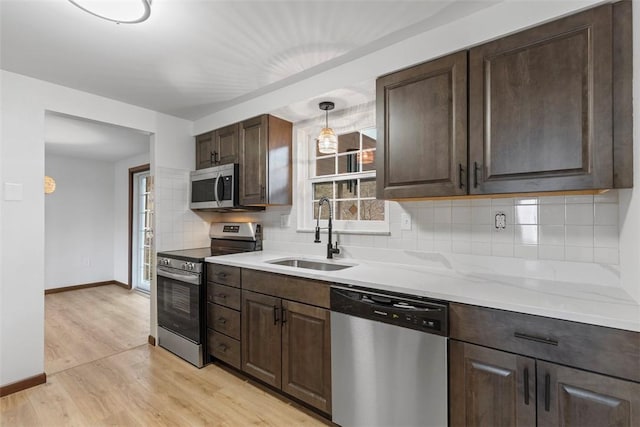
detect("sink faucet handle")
(314, 226), (321, 243)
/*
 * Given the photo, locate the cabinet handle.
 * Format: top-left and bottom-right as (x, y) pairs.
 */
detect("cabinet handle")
(218, 343), (228, 353)
(458, 164), (464, 189)
(273, 305), (279, 325)
(212, 151), (219, 164)
(514, 332), (558, 346)
(523, 367), (530, 405)
(216, 272), (228, 278)
(473, 162), (479, 188)
(217, 317), (227, 324)
(281, 307), (287, 324)
(260, 185), (266, 200)
(544, 373), (551, 412)
(216, 293), (227, 299)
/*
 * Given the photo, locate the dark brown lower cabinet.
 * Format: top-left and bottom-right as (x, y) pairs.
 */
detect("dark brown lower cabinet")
(241, 290), (332, 414)
(450, 340), (640, 427)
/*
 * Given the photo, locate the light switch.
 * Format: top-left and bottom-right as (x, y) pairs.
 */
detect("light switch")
(401, 213), (412, 230)
(4, 183), (23, 201)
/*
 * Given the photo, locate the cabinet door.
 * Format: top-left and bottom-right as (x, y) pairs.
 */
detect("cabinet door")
(537, 361), (640, 427)
(214, 123), (239, 165)
(239, 115), (268, 205)
(469, 5), (613, 194)
(376, 50), (468, 199)
(241, 290), (281, 387)
(281, 300), (331, 414)
(195, 132), (214, 170)
(449, 341), (536, 427)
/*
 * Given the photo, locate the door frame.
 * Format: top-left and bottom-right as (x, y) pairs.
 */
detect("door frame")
(128, 163), (150, 289)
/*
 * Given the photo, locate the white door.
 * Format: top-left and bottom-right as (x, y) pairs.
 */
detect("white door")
(132, 171), (152, 293)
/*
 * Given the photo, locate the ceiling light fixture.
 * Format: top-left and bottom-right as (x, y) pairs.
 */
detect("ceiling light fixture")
(68, 0), (152, 24)
(44, 176), (56, 195)
(317, 101), (338, 154)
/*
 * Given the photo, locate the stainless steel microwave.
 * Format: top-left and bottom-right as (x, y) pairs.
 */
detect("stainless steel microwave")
(190, 163), (239, 210)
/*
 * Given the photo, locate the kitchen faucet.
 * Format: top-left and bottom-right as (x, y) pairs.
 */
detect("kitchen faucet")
(315, 197), (340, 259)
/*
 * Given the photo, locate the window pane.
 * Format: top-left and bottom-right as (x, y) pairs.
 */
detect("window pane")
(360, 149), (376, 171)
(360, 200), (385, 221)
(337, 200), (359, 220)
(360, 178), (376, 197)
(338, 151), (359, 174)
(337, 180), (357, 199)
(316, 157), (335, 176)
(338, 132), (360, 154)
(313, 201), (331, 220)
(313, 182), (333, 199)
(362, 132), (376, 150)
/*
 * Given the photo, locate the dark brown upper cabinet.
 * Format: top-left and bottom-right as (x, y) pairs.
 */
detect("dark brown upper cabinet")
(195, 123), (239, 169)
(377, 50), (468, 199)
(376, 2), (632, 199)
(239, 115), (292, 206)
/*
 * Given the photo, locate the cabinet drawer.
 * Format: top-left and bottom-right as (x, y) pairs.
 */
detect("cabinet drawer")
(207, 283), (241, 310)
(208, 330), (240, 369)
(207, 303), (240, 340)
(207, 264), (241, 288)
(242, 268), (330, 308)
(450, 303), (640, 382)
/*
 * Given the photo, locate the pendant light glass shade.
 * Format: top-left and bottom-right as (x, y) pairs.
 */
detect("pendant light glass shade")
(44, 176), (56, 194)
(68, 0), (152, 24)
(317, 101), (338, 154)
(318, 127), (338, 154)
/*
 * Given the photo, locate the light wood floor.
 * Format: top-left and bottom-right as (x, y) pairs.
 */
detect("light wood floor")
(45, 285), (150, 374)
(2, 285), (330, 426)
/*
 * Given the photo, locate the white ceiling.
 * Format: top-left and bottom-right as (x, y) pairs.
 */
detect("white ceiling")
(2, 0), (504, 162)
(45, 112), (150, 162)
(0, 0), (474, 121)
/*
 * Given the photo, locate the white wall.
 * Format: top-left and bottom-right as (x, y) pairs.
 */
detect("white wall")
(44, 155), (115, 289)
(0, 70), (192, 388)
(113, 152), (150, 285)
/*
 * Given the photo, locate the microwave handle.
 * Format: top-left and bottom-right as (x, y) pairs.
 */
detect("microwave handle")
(214, 172), (222, 206)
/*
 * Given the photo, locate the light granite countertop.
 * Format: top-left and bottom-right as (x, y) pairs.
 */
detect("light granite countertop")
(205, 250), (640, 332)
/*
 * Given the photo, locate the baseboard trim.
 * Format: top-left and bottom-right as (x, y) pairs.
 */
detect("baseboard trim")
(0, 373), (46, 397)
(148, 335), (156, 346)
(45, 280), (130, 294)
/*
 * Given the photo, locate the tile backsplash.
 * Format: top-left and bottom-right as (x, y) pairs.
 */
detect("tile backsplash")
(152, 165), (620, 266)
(262, 192), (620, 266)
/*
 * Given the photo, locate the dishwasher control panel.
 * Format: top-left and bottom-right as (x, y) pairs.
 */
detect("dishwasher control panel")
(330, 286), (448, 336)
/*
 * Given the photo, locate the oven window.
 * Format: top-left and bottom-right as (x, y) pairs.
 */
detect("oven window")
(157, 275), (201, 343)
(192, 178), (215, 203)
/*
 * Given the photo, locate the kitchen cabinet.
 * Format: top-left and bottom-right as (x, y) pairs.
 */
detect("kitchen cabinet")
(195, 123), (239, 170)
(376, 2), (632, 199)
(449, 303), (640, 427)
(206, 264), (242, 368)
(376, 50), (468, 199)
(241, 269), (332, 414)
(239, 114), (292, 206)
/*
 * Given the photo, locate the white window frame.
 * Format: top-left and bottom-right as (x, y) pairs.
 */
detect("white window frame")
(295, 102), (389, 234)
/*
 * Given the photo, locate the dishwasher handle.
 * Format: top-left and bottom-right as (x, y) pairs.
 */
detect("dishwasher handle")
(330, 286), (448, 336)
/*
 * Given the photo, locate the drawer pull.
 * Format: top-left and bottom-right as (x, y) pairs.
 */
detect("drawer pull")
(216, 293), (227, 299)
(514, 332), (558, 346)
(218, 343), (228, 353)
(217, 272), (228, 278)
(544, 373), (551, 411)
(217, 317), (227, 324)
(523, 367), (530, 405)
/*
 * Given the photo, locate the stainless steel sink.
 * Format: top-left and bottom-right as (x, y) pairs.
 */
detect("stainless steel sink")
(267, 258), (354, 271)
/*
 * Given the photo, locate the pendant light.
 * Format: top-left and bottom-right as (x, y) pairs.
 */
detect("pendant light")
(44, 176), (56, 195)
(68, 0), (152, 24)
(317, 101), (338, 154)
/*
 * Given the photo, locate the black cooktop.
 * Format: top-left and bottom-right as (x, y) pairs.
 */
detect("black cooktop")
(157, 247), (213, 262)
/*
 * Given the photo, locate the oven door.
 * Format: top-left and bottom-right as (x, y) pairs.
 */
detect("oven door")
(157, 266), (202, 343)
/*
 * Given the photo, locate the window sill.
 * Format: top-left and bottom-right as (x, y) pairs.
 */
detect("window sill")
(296, 228), (390, 236)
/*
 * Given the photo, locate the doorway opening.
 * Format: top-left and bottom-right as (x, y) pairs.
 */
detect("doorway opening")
(129, 164), (152, 293)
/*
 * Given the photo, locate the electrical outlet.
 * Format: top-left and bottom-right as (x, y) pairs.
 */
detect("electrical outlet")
(401, 213), (412, 230)
(495, 211), (507, 230)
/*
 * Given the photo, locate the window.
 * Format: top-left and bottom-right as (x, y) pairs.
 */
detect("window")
(301, 126), (388, 233)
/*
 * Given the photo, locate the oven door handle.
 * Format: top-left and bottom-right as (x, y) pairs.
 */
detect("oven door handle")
(157, 268), (201, 286)
(214, 172), (222, 207)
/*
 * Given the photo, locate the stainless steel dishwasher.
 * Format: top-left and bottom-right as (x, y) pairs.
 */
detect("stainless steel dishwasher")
(331, 286), (448, 427)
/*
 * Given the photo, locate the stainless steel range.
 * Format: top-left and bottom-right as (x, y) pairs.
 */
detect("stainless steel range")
(156, 222), (262, 367)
